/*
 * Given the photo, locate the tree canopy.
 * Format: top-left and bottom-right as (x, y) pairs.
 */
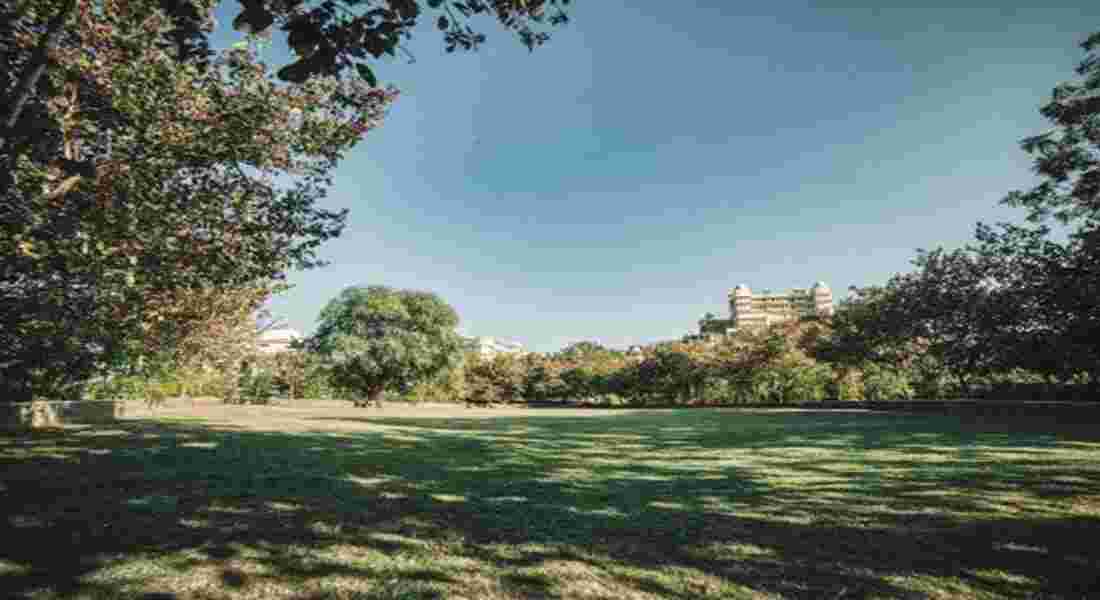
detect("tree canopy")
(0, 0), (573, 400)
(1, 1), (394, 399)
(975, 30), (1100, 386)
(307, 285), (463, 406)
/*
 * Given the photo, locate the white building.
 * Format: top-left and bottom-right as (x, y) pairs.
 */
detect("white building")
(700, 281), (835, 336)
(256, 327), (302, 354)
(468, 336), (527, 358)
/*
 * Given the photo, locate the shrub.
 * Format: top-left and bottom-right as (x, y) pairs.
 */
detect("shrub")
(239, 369), (275, 405)
(862, 363), (914, 401)
(85, 376), (149, 401)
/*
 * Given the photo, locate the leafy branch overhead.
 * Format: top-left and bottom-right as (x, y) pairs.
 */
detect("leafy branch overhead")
(1004, 32), (1100, 227)
(230, 0), (572, 86)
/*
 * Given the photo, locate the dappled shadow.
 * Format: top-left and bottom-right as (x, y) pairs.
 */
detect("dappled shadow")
(1, 409), (1099, 598)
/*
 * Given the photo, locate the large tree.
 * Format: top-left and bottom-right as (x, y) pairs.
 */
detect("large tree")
(1, 1), (390, 400)
(306, 285), (463, 407)
(1002, 32), (1100, 229)
(817, 250), (1009, 397)
(0, 0), (572, 400)
(975, 30), (1100, 386)
(465, 351), (525, 405)
(892, 248), (1009, 396)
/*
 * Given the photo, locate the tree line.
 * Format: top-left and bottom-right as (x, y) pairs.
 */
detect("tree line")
(456, 30), (1100, 407)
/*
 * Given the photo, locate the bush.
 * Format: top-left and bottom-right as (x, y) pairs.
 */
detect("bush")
(299, 374), (337, 400)
(830, 369), (864, 402)
(239, 369), (274, 405)
(862, 363), (914, 401)
(85, 376), (149, 401)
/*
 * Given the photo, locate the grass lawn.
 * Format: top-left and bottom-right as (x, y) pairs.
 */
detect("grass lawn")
(2, 403), (1099, 599)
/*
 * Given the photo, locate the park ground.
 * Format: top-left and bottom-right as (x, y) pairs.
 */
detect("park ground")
(1, 401), (1099, 599)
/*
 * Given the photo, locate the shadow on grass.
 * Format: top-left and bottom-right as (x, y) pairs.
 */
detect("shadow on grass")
(1, 409), (1098, 598)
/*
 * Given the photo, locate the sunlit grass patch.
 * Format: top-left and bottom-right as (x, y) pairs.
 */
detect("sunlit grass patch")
(2, 407), (1099, 598)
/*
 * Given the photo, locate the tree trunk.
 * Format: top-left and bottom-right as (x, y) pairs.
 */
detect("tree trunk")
(367, 387), (384, 409)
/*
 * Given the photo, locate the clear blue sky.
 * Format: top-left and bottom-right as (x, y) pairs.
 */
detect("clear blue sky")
(214, 1), (1100, 353)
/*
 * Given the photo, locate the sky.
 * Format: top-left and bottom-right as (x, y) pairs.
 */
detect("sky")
(213, 0), (1100, 353)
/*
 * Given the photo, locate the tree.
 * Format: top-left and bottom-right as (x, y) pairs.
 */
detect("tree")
(406, 354), (468, 403)
(815, 286), (911, 370)
(971, 224), (1073, 380)
(860, 361), (914, 401)
(893, 248), (1009, 396)
(465, 352), (525, 405)
(1002, 31), (1100, 229)
(623, 343), (707, 405)
(556, 340), (609, 360)
(132, 284), (284, 404)
(306, 286), (463, 407)
(268, 347), (315, 401)
(519, 352), (561, 401)
(708, 328), (829, 404)
(231, 0), (572, 83)
(814, 252), (1009, 399)
(979, 30), (1100, 387)
(1, 1), (394, 400)
(1, 0), (574, 400)
(1, 0), (573, 183)
(552, 341), (628, 403)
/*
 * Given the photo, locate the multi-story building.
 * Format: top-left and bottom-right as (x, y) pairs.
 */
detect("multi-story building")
(700, 282), (834, 335)
(256, 327), (302, 354)
(466, 336), (527, 359)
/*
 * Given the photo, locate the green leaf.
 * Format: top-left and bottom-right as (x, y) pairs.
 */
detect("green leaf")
(355, 63), (378, 87)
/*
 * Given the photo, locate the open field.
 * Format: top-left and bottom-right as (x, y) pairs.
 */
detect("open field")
(2, 403), (1099, 599)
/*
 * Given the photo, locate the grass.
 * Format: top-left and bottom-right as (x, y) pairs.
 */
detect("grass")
(1, 403), (1099, 599)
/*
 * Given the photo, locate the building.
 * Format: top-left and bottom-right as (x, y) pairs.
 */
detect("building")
(700, 282), (834, 335)
(256, 327), (302, 354)
(466, 336), (527, 359)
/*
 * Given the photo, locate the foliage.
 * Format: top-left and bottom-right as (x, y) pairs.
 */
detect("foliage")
(891, 248), (1009, 394)
(298, 360), (339, 400)
(256, 347), (316, 400)
(225, 0), (572, 88)
(465, 352), (525, 405)
(83, 375), (151, 401)
(965, 31), (1100, 387)
(0, 0), (571, 402)
(553, 341), (628, 404)
(626, 343), (707, 404)
(455, 323), (853, 407)
(518, 352), (567, 401)
(238, 362), (275, 405)
(814, 250), (1012, 398)
(307, 286), (463, 407)
(406, 356), (468, 404)
(0, 1), (396, 401)
(1003, 32), (1100, 228)
(860, 362), (914, 401)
